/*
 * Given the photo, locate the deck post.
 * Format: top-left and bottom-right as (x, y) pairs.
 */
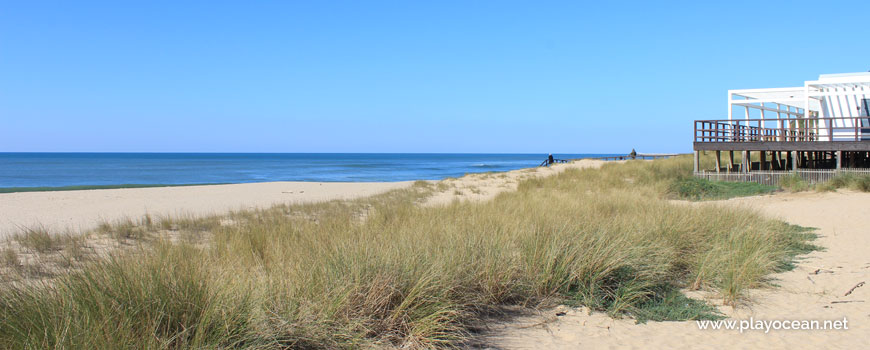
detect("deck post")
(715, 151), (721, 173)
(728, 151), (734, 173)
(836, 151), (842, 170)
(742, 151), (749, 173)
(693, 151), (700, 173)
(760, 151), (767, 170)
(791, 151), (798, 171)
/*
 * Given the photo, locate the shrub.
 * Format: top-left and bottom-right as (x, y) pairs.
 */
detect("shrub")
(669, 177), (717, 200)
(779, 174), (809, 192)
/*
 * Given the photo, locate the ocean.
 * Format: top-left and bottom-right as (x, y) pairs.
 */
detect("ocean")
(0, 153), (616, 189)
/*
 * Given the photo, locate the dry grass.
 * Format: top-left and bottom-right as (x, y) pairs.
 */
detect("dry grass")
(0, 156), (815, 348)
(14, 228), (65, 253)
(1, 249), (19, 269)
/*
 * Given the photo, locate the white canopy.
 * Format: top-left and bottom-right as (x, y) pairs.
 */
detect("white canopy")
(728, 72), (870, 121)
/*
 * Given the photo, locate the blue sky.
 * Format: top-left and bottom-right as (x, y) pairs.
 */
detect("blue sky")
(1, 1), (869, 153)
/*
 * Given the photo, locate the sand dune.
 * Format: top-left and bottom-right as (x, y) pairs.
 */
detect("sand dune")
(422, 159), (607, 206)
(9, 160), (860, 349)
(482, 190), (870, 349)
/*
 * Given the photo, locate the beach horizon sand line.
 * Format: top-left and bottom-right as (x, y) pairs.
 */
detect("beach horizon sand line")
(0, 159), (607, 239)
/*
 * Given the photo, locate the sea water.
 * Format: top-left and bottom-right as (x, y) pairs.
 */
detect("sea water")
(0, 153), (616, 188)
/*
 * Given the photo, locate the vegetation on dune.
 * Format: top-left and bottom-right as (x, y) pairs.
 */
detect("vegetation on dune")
(0, 156), (817, 348)
(668, 177), (777, 201)
(816, 173), (870, 192)
(777, 174), (810, 192)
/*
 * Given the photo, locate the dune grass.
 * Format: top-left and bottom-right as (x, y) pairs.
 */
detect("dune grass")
(0, 156), (817, 348)
(816, 173), (870, 192)
(13, 228), (84, 254)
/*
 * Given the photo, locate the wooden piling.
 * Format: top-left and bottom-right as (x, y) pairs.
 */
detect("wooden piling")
(791, 151), (798, 171)
(715, 151), (721, 173)
(836, 150), (842, 170)
(728, 151), (734, 173)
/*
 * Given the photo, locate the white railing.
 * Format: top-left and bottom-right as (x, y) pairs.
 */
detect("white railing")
(694, 168), (870, 186)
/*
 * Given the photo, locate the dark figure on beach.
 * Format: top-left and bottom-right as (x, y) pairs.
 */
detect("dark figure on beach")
(548, 153), (554, 165)
(630, 149), (637, 160)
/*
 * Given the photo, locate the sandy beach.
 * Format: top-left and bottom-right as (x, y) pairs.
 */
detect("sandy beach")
(0, 159), (606, 239)
(0, 181), (411, 238)
(482, 190), (870, 349)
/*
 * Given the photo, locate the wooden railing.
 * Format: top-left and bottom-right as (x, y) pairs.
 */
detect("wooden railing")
(539, 158), (569, 167)
(539, 154), (678, 166)
(694, 117), (870, 143)
(578, 154), (679, 161)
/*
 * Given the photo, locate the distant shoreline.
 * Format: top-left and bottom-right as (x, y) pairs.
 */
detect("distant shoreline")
(0, 183), (227, 194)
(0, 180), (414, 238)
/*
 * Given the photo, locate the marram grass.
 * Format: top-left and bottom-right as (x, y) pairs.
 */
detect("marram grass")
(0, 156), (816, 348)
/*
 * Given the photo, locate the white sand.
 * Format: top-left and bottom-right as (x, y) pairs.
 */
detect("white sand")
(483, 190), (870, 349)
(0, 181), (411, 238)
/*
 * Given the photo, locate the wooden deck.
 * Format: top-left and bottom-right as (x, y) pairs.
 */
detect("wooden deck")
(692, 117), (870, 173)
(694, 116), (870, 151)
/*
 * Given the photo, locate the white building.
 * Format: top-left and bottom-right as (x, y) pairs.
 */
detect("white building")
(728, 72), (870, 141)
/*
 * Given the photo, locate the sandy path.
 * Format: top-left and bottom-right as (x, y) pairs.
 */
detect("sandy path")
(482, 190), (870, 349)
(424, 159), (607, 206)
(0, 181), (411, 238)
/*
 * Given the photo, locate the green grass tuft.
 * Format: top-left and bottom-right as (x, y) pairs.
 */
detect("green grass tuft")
(632, 288), (724, 323)
(773, 224), (822, 272)
(13, 228), (83, 254)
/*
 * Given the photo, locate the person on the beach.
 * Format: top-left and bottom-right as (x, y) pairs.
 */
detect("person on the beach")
(548, 153), (554, 165)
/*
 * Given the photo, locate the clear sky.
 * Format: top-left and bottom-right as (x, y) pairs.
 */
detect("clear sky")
(2, 1), (869, 153)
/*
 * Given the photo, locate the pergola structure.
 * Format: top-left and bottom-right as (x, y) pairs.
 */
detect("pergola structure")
(694, 72), (870, 173)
